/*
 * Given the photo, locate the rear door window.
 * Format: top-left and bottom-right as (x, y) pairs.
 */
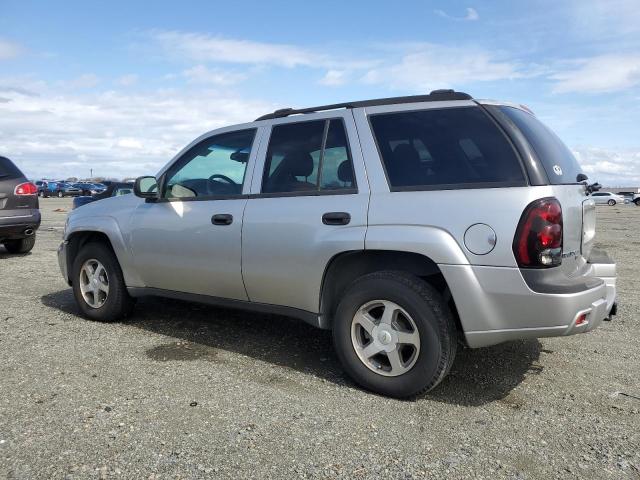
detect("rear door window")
(262, 119), (356, 194)
(498, 106), (583, 184)
(369, 107), (525, 189)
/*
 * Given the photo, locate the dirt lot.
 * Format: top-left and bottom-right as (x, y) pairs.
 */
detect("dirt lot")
(0, 198), (638, 479)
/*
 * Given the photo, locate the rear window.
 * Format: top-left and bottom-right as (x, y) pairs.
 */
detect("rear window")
(369, 107), (525, 189)
(0, 156), (23, 179)
(498, 106), (582, 184)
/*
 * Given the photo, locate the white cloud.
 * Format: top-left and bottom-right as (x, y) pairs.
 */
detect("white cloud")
(572, 146), (640, 186)
(362, 44), (522, 91)
(116, 74), (139, 86)
(550, 54), (640, 93)
(0, 82), (271, 180)
(435, 7), (479, 21)
(0, 39), (23, 60)
(319, 70), (347, 86)
(152, 31), (326, 68)
(182, 65), (246, 86)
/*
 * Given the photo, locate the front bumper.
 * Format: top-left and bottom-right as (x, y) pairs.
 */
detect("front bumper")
(441, 250), (617, 348)
(0, 210), (41, 240)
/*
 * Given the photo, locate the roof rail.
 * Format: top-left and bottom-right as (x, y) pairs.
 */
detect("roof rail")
(254, 89), (472, 121)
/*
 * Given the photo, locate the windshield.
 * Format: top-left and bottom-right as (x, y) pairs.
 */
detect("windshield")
(499, 106), (583, 184)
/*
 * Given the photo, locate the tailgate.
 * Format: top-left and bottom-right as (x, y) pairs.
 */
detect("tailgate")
(551, 184), (589, 276)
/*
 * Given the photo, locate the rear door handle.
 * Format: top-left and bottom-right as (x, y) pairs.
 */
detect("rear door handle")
(322, 212), (351, 225)
(211, 214), (233, 225)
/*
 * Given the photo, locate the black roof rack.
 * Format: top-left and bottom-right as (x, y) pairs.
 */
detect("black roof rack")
(255, 89), (472, 121)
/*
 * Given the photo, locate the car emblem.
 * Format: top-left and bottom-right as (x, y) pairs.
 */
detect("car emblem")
(553, 165), (563, 176)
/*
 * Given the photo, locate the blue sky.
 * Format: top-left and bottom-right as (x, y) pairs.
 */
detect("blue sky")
(1, 0), (639, 184)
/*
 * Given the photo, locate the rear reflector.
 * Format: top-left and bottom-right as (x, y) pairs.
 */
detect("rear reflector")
(14, 182), (38, 195)
(575, 313), (587, 326)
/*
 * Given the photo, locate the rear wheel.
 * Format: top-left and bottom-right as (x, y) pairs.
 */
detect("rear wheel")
(332, 271), (457, 398)
(71, 242), (134, 322)
(2, 235), (36, 254)
(635, 199), (640, 206)
(57, 191), (63, 198)
(607, 199), (616, 206)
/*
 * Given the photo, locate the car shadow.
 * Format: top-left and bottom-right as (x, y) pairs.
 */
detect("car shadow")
(41, 289), (542, 406)
(0, 245), (32, 257)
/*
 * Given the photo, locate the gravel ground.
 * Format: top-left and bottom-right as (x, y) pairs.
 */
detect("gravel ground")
(1, 198), (639, 479)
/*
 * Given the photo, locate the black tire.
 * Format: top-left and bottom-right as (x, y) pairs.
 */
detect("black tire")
(3, 235), (36, 254)
(634, 199), (640, 206)
(607, 199), (615, 206)
(332, 271), (457, 398)
(57, 191), (63, 198)
(71, 242), (134, 322)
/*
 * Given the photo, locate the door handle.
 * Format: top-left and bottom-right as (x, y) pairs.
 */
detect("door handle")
(211, 214), (233, 225)
(322, 212), (351, 226)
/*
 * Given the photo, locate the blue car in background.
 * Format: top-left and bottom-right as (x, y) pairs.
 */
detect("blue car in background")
(53, 182), (83, 198)
(72, 182), (134, 209)
(37, 181), (60, 198)
(72, 183), (106, 196)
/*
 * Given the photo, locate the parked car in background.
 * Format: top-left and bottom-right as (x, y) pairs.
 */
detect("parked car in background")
(72, 182), (106, 196)
(54, 182), (83, 198)
(0, 156), (40, 253)
(35, 180), (47, 196)
(72, 182), (134, 209)
(39, 180), (59, 198)
(58, 90), (617, 398)
(591, 192), (625, 206)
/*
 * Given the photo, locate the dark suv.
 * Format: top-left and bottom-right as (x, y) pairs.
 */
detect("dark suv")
(0, 156), (40, 253)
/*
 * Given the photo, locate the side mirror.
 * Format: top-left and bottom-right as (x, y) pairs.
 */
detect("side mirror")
(134, 176), (159, 200)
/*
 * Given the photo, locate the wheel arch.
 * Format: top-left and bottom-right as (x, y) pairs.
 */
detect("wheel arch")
(64, 221), (142, 287)
(319, 250), (463, 335)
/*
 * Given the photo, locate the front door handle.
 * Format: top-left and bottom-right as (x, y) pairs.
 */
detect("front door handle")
(211, 214), (233, 225)
(322, 212), (351, 226)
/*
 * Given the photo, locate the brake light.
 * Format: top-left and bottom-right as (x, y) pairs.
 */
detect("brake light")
(14, 182), (38, 196)
(513, 197), (563, 268)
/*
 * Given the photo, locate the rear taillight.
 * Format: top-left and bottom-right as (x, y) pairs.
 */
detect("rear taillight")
(513, 197), (563, 268)
(14, 182), (38, 196)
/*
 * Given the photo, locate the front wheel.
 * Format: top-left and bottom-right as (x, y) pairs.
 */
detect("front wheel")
(3, 235), (36, 254)
(332, 271), (457, 398)
(71, 242), (134, 322)
(57, 191), (63, 198)
(608, 199), (616, 206)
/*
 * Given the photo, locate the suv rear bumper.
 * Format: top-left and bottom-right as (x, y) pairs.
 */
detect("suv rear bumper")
(0, 210), (41, 240)
(440, 251), (616, 348)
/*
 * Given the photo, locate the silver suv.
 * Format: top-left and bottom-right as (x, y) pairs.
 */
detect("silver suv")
(58, 90), (617, 398)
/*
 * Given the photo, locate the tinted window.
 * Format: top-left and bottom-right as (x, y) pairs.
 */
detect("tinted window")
(370, 107), (525, 189)
(262, 119), (355, 194)
(163, 129), (256, 199)
(0, 156), (23, 179)
(499, 106), (582, 184)
(320, 120), (356, 190)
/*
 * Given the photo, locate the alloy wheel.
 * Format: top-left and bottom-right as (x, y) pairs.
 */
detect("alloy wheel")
(351, 300), (421, 377)
(79, 258), (109, 308)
